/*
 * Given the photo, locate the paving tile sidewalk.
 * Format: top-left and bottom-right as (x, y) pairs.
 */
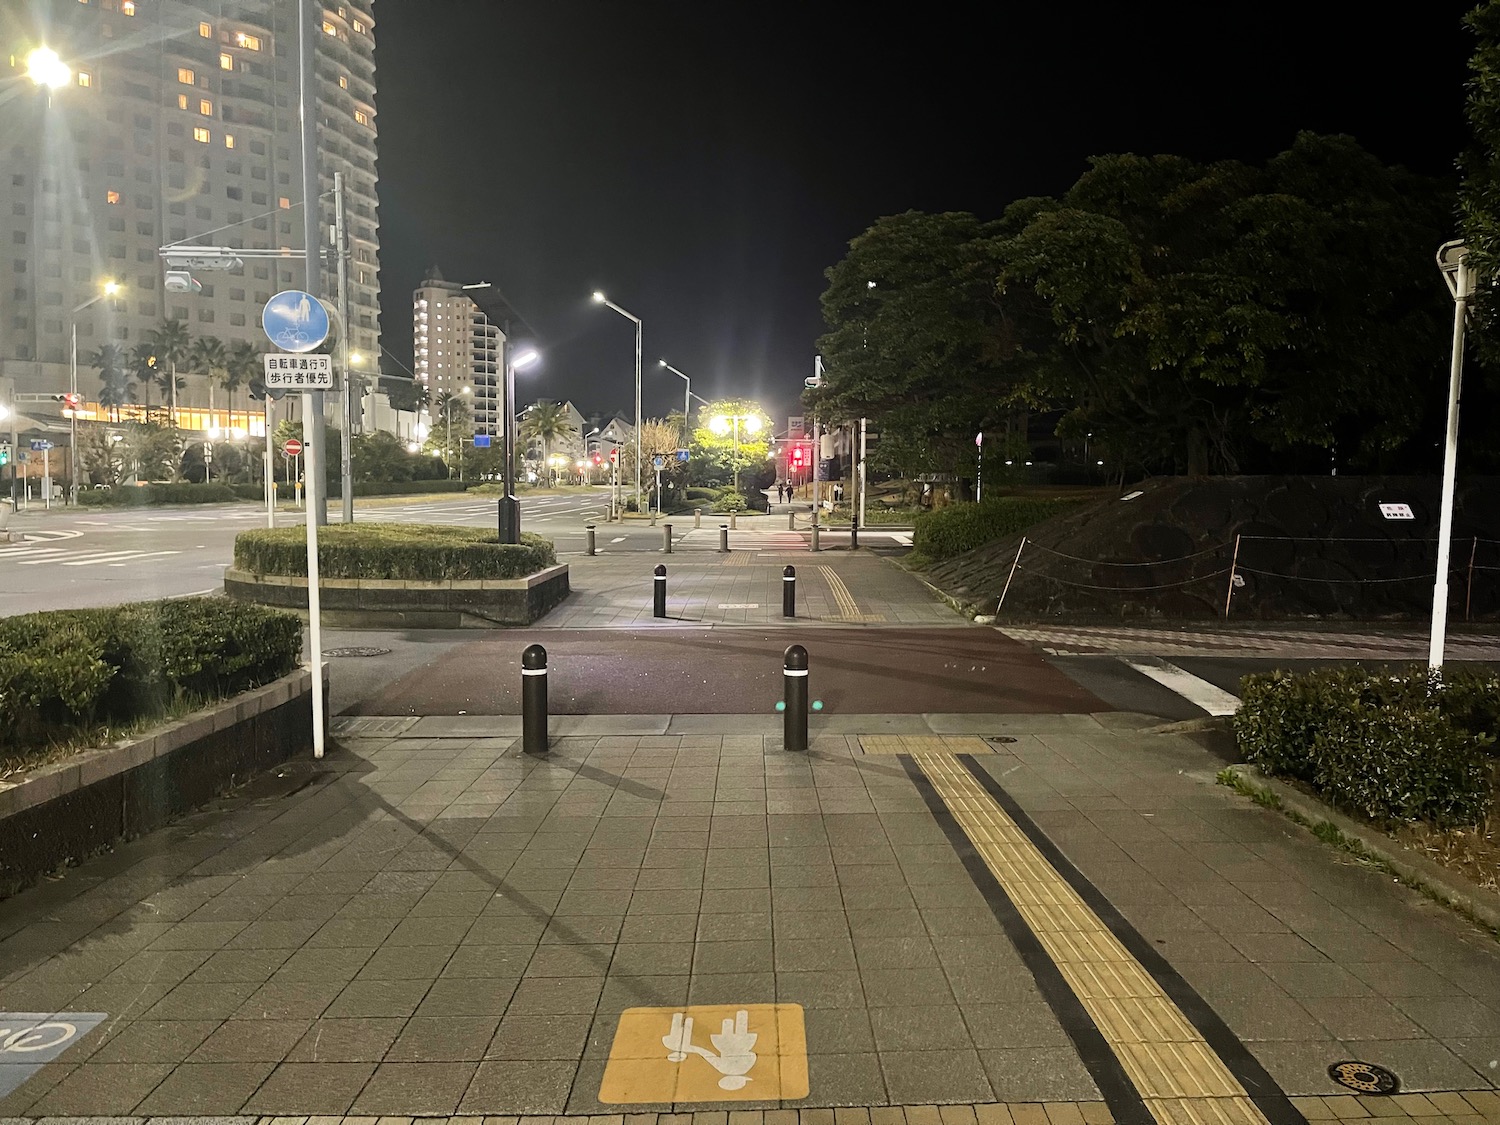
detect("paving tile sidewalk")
(0, 715), (1497, 1121)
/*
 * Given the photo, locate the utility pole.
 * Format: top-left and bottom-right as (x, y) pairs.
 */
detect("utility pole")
(298, 0), (327, 526)
(335, 171), (353, 524)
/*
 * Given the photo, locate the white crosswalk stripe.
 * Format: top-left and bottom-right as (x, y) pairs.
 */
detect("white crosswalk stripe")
(4, 547), (183, 567)
(58, 550), (182, 567)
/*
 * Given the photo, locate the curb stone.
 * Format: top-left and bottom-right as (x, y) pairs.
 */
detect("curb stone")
(1222, 764), (1500, 935)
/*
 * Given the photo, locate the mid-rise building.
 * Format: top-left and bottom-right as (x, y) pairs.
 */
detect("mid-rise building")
(412, 271), (501, 435)
(0, 0), (381, 439)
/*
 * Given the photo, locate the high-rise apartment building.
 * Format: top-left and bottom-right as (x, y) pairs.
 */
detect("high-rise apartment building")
(0, 0), (381, 421)
(412, 273), (502, 436)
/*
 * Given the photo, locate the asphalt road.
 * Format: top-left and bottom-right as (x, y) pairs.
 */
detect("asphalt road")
(343, 626), (1113, 716)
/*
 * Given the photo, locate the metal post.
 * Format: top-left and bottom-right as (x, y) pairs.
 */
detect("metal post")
(719, 523), (729, 553)
(1466, 536), (1478, 622)
(585, 523), (596, 556)
(335, 171), (353, 525)
(298, 0), (326, 527)
(730, 510), (737, 530)
(69, 322), (78, 505)
(783, 644), (809, 752)
(810, 508), (820, 553)
(499, 346), (519, 543)
(42, 447), (50, 509)
(1430, 243), (1472, 674)
(634, 318), (643, 515)
(858, 417), (868, 531)
(521, 643), (548, 756)
(653, 563), (668, 617)
(997, 537), (1028, 612)
(788, 510), (796, 531)
(850, 514), (859, 550)
(302, 389), (325, 760)
(662, 523), (672, 554)
(264, 396), (275, 528)
(783, 564), (796, 618)
(1223, 534), (1242, 618)
(694, 508), (701, 529)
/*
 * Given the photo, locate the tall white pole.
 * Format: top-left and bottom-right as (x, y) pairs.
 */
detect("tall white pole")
(859, 417), (868, 528)
(1429, 249), (1471, 673)
(634, 319), (642, 513)
(302, 389), (325, 759)
(264, 396), (275, 528)
(69, 322), (78, 504)
(336, 171), (353, 524)
(298, 0), (326, 526)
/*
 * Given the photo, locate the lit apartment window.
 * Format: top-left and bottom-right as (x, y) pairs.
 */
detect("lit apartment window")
(121, 1), (135, 13)
(353, 110), (368, 126)
(106, 189), (121, 204)
(353, 19), (365, 32)
(219, 53), (233, 71)
(278, 196), (291, 209)
(199, 98), (213, 115)
(178, 93), (189, 110)
(338, 75), (348, 89)
(322, 20), (336, 34)
(193, 127), (210, 143)
(177, 67), (195, 85)
(76, 71), (92, 87)
(199, 21), (212, 37)
(236, 32), (262, 50)
(224, 134), (235, 149)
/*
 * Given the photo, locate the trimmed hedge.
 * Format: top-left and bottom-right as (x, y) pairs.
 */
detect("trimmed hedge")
(1234, 665), (1499, 828)
(912, 497), (1085, 561)
(78, 483), (241, 506)
(0, 599), (302, 756)
(234, 523), (557, 581)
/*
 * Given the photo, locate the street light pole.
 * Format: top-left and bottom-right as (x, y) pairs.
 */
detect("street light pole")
(499, 345), (539, 543)
(1430, 242), (1474, 674)
(592, 292), (643, 512)
(297, 0), (326, 527)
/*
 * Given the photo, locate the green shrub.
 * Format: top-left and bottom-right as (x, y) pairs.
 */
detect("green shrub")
(0, 599), (301, 755)
(685, 488), (717, 501)
(912, 497), (1085, 561)
(234, 523), (556, 581)
(1234, 665), (1498, 828)
(78, 483), (241, 507)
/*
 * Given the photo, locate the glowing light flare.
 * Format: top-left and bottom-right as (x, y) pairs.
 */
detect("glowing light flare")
(26, 47), (71, 89)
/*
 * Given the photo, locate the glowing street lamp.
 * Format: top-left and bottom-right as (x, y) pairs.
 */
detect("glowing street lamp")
(592, 291), (643, 512)
(69, 279), (122, 504)
(497, 346), (540, 543)
(26, 47), (71, 89)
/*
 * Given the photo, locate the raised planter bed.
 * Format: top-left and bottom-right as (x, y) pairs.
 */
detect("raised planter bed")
(0, 665), (325, 900)
(224, 562), (571, 627)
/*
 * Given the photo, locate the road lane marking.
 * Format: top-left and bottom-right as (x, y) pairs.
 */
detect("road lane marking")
(1122, 658), (1241, 716)
(612, 537), (626, 543)
(56, 550), (183, 567)
(907, 753), (1296, 1125)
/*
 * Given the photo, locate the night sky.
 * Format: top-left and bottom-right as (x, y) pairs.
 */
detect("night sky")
(373, 2), (1475, 429)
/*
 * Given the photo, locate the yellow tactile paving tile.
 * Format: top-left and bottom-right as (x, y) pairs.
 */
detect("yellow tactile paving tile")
(859, 736), (993, 755)
(910, 753), (1271, 1125)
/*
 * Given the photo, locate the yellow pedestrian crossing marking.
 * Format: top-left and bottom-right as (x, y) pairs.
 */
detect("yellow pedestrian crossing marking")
(910, 753), (1272, 1125)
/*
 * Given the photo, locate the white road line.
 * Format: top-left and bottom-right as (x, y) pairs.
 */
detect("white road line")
(1122, 658), (1241, 716)
(611, 537), (626, 543)
(58, 550), (183, 567)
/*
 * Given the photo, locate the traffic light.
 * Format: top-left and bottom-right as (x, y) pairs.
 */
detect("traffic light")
(0, 444), (9, 467)
(592, 454), (603, 466)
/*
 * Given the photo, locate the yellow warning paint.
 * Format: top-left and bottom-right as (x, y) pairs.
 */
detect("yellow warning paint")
(910, 753), (1271, 1125)
(599, 1003), (809, 1103)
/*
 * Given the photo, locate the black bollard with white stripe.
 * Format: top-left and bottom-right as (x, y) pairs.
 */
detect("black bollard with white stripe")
(585, 523), (596, 556)
(783, 644), (809, 752)
(521, 644), (548, 756)
(782, 564), (796, 618)
(653, 563), (667, 618)
(719, 524), (730, 553)
(850, 513), (859, 550)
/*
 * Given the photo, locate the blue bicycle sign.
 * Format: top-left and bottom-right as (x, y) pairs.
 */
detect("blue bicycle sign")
(261, 290), (330, 353)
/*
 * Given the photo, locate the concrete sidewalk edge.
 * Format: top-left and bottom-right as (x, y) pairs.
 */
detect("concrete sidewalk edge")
(1223, 764), (1500, 936)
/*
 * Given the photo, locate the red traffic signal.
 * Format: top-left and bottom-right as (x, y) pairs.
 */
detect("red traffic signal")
(592, 454), (603, 466)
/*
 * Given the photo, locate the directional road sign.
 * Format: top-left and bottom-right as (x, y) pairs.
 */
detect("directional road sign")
(261, 290), (330, 353)
(675, 449), (690, 463)
(28, 440), (52, 452)
(473, 435), (492, 448)
(282, 438), (303, 458)
(263, 353), (334, 389)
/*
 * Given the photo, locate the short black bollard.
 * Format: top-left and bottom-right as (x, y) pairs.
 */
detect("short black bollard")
(810, 507), (820, 553)
(585, 523), (596, 556)
(653, 563), (667, 618)
(788, 511), (796, 531)
(782, 564), (796, 618)
(719, 524), (730, 553)
(662, 523), (673, 553)
(783, 644), (809, 752)
(850, 513), (859, 550)
(521, 644), (548, 756)
(730, 510), (738, 530)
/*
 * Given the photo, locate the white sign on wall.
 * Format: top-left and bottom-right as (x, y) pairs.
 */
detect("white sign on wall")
(1379, 503), (1415, 521)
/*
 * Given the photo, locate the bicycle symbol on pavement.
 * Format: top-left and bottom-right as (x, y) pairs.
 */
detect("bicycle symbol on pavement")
(0, 1012), (107, 1098)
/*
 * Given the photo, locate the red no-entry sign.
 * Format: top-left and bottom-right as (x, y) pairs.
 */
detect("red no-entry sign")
(282, 438), (303, 457)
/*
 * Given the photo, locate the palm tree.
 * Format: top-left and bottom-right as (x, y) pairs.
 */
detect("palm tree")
(146, 319), (191, 426)
(89, 344), (132, 421)
(127, 342), (159, 416)
(188, 335), (228, 420)
(521, 400), (576, 487)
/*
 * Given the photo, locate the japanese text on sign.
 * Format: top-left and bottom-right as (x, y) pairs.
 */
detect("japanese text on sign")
(262, 353), (336, 389)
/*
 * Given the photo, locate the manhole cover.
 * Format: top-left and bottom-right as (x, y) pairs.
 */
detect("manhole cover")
(322, 647), (392, 658)
(1328, 1061), (1399, 1094)
(984, 735), (1018, 745)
